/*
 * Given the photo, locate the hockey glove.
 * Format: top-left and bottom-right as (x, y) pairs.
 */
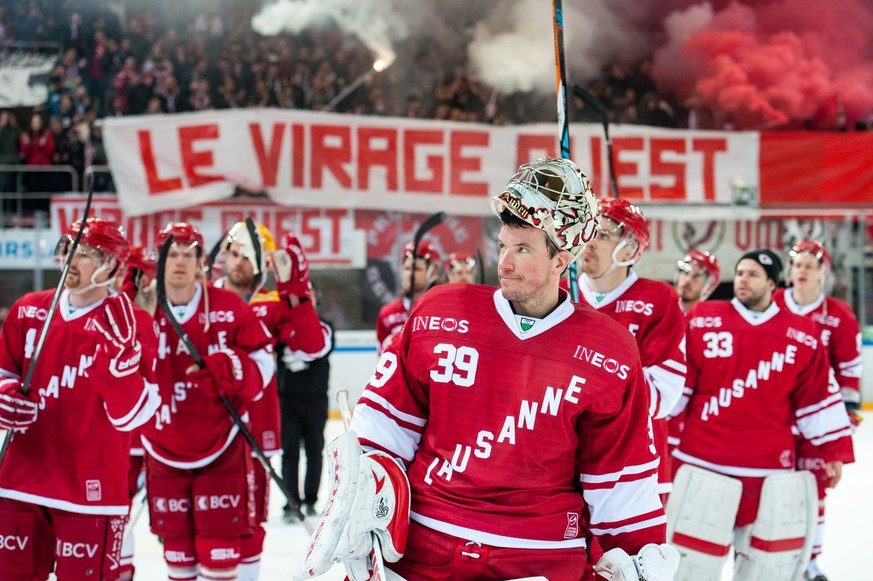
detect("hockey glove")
(273, 233), (312, 299)
(187, 348), (249, 398)
(92, 294), (143, 379)
(0, 378), (40, 432)
(595, 543), (680, 581)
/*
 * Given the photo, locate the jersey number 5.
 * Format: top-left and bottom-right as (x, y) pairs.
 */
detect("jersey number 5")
(702, 332), (733, 358)
(430, 344), (479, 387)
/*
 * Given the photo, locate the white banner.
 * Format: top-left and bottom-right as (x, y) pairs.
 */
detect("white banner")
(0, 50), (55, 108)
(104, 109), (761, 217)
(49, 195), (367, 268)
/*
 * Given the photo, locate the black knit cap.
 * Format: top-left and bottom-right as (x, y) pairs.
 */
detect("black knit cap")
(736, 249), (783, 284)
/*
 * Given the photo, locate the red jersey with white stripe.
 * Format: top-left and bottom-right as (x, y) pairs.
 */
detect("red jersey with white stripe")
(675, 299), (854, 476)
(375, 297), (411, 354)
(352, 284), (666, 554)
(246, 290), (331, 455)
(141, 284), (274, 469)
(773, 288), (862, 405)
(579, 271), (687, 492)
(0, 290), (160, 515)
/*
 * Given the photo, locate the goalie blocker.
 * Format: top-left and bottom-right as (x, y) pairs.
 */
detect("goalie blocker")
(666, 464), (816, 581)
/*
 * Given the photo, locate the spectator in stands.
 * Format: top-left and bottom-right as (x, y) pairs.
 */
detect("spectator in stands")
(0, 111), (21, 195)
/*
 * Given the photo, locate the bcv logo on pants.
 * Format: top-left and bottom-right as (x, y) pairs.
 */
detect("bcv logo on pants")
(195, 494), (241, 510)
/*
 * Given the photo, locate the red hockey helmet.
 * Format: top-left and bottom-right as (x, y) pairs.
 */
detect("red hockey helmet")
(127, 246), (158, 279)
(789, 240), (831, 269)
(404, 240), (441, 267)
(446, 252), (476, 272)
(57, 216), (130, 268)
(597, 198), (650, 255)
(678, 250), (720, 296)
(157, 222), (204, 258)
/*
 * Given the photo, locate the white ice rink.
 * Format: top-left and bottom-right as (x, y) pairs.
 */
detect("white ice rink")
(125, 411), (872, 580)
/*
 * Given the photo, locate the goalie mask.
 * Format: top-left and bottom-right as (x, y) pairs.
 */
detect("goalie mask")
(489, 157), (599, 260)
(225, 221), (276, 276)
(55, 217), (130, 294)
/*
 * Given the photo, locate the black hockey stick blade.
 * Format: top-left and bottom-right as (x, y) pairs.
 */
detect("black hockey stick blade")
(205, 228), (230, 282)
(572, 84), (608, 119)
(413, 212), (446, 250)
(476, 248), (485, 285)
(244, 217), (263, 284)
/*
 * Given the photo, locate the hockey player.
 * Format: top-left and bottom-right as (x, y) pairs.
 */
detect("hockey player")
(374, 240), (440, 354)
(445, 252), (478, 284)
(214, 221), (330, 579)
(577, 198), (687, 500)
(773, 240), (862, 581)
(298, 157), (678, 581)
(668, 250), (855, 581)
(140, 222), (275, 581)
(675, 250), (720, 314)
(0, 217), (160, 580)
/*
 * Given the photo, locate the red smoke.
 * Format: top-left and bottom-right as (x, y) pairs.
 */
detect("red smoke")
(650, 0), (873, 129)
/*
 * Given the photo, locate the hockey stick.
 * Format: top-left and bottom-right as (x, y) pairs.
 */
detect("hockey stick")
(336, 389), (387, 581)
(205, 227), (230, 281)
(406, 211), (446, 306)
(552, 0), (579, 303)
(0, 184), (93, 464)
(475, 248), (485, 285)
(573, 85), (619, 199)
(156, 235), (310, 528)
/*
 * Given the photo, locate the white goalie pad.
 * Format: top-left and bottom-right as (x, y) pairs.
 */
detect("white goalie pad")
(665, 464), (742, 581)
(295, 431), (411, 581)
(733, 470), (816, 581)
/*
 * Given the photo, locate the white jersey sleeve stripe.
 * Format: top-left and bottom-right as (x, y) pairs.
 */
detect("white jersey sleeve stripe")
(796, 401), (852, 442)
(584, 474), (662, 526)
(351, 405), (421, 463)
(795, 393), (843, 418)
(104, 380), (161, 432)
(644, 364), (684, 419)
(662, 359), (687, 374)
(249, 347), (275, 389)
(810, 426), (854, 446)
(579, 458), (660, 484)
(589, 514), (668, 536)
(360, 391), (427, 427)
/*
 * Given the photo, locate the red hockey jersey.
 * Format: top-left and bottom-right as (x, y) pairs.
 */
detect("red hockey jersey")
(352, 284), (666, 554)
(0, 290), (160, 515)
(375, 296), (411, 354)
(675, 299), (854, 475)
(246, 289), (331, 455)
(773, 288), (862, 405)
(141, 284), (273, 468)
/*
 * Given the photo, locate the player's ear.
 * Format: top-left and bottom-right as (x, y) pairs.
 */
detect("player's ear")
(554, 249), (572, 276)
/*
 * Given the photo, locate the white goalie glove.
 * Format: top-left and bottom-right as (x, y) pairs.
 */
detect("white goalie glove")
(595, 543), (680, 581)
(295, 431), (410, 581)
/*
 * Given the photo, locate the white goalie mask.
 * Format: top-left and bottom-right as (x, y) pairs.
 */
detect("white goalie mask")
(489, 157), (599, 259)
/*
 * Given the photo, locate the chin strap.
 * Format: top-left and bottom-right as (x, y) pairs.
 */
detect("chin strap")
(68, 263), (117, 295)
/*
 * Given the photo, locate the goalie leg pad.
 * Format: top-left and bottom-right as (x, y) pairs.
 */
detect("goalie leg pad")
(733, 470), (816, 581)
(295, 431), (411, 580)
(665, 464), (742, 581)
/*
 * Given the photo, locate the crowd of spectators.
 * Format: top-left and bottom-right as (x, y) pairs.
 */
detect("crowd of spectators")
(1, 0), (871, 200)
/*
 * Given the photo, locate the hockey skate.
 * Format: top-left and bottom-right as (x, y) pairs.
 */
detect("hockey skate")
(803, 558), (828, 581)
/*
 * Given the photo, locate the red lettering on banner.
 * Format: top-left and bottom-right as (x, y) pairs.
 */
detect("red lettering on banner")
(449, 131), (488, 196)
(250, 123), (285, 187)
(516, 134), (554, 168)
(650, 138), (686, 200)
(311, 125), (352, 188)
(301, 210), (321, 254)
(358, 127), (398, 190)
(693, 139), (727, 201)
(613, 137), (644, 198)
(179, 125), (222, 187)
(139, 130), (183, 194)
(404, 130), (443, 192)
(734, 220), (780, 252)
(292, 124), (305, 188)
(326, 209), (344, 254)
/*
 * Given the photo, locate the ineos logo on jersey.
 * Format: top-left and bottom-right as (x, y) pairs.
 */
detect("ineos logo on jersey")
(412, 316), (470, 334)
(195, 494), (241, 510)
(572, 346), (630, 379)
(811, 313), (840, 328)
(786, 327), (818, 349)
(689, 316), (722, 329)
(200, 310), (235, 324)
(614, 300), (654, 316)
(0, 535), (28, 550)
(18, 305), (48, 320)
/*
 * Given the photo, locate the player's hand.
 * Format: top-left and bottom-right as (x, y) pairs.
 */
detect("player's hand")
(272, 233), (311, 300)
(826, 460), (843, 489)
(187, 348), (247, 397)
(0, 378), (39, 432)
(92, 294), (142, 378)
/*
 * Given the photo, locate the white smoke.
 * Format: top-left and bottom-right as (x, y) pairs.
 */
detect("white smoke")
(251, 0), (654, 94)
